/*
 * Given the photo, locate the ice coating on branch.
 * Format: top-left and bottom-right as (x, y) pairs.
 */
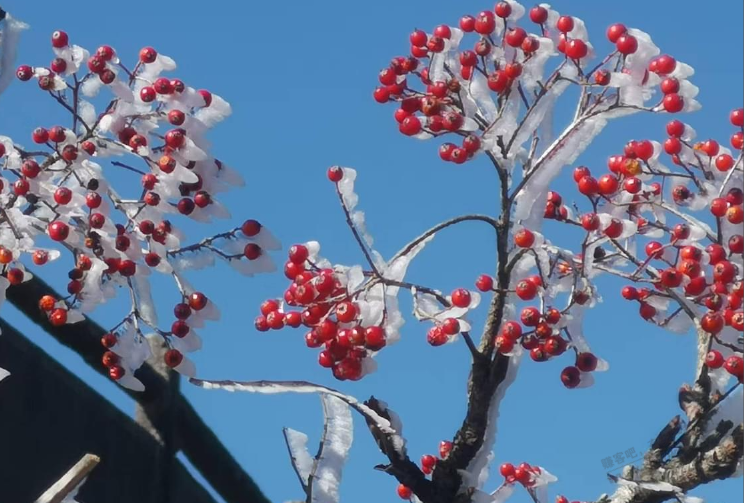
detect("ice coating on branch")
(0, 13), (29, 97)
(230, 252), (277, 276)
(172, 354), (196, 378)
(464, 348), (522, 490)
(488, 484), (515, 503)
(515, 114), (608, 231)
(616, 479), (682, 493)
(170, 329), (202, 353)
(506, 79), (571, 160)
(131, 275), (158, 327)
(311, 394), (353, 503)
(53, 44), (89, 75)
(191, 378), (396, 434)
(336, 168), (375, 247)
(283, 428), (314, 486)
(467, 72), (498, 123)
(372, 399), (408, 456)
(530, 466), (559, 503)
(194, 93), (232, 127)
(705, 386), (743, 435)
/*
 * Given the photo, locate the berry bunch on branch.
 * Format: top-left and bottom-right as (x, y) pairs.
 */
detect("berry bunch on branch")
(1, 25), (278, 389)
(197, 2), (741, 503)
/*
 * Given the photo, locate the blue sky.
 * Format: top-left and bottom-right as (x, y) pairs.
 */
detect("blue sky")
(1, 1), (742, 502)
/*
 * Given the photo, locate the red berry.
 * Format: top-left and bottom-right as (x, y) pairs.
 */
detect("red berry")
(139, 47), (157, 63)
(396, 484), (412, 500)
(520, 306), (540, 327)
(241, 219), (262, 237)
(475, 274), (494, 292)
(727, 107), (743, 128)
(21, 159), (40, 178)
(441, 318), (460, 336)
(565, 39), (588, 59)
(487, 70), (510, 94)
(573, 166), (591, 182)
(474, 11), (496, 34)
(663, 94), (684, 113)
(451, 288), (472, 308)
(514, 229), (535, 248)
(165, 128), (186, 149)
(48, 221), (69, 241)
(336, 301), (357, 323)
(715, 154), (734, 171)
(365, 326), (386, 351)
(16, 65), (33, 81)
(399, 116), (422, 136)
(198, 89), (212, 107)
(87, 55), (106, 74)
(515, 280), (538, 301)
(244, 244), (262, 260)
(51, 30), (69, 48)
(561, 366), (581, 388)
(410, 29), (427, 47)
(529, 6), (548, 24)
(578, 176), (599, 196)
(505, 28), (527, 48)
(616, 34), (638, 54)
(724, 355), (743, 379)
(49, 308), (68, 326)
(288, 244), (309, 265)
(499, 462), (515, 477)
(494, 2), (512, 18)
(501, 321), (522, 340)
(164, 349), (183, 368)
(61, 145), (78, 162)
(556, 15), (574, 33)
(706, 350), (725, 369)
(654, 54), (677, 75)
(189, 292), (208, 311)
(598, 174), (619, 195)
(576, 352), (598, 372)
(604, 218), (624, 239)
(32, 127), (49, 144)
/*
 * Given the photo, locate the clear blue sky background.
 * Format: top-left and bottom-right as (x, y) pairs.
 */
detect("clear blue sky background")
(1, 1), (742, 502)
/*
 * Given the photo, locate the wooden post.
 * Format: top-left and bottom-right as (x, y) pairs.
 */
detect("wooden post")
(34, 454), (100, 503)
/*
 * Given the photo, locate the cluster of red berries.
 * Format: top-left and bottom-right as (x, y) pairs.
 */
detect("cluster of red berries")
(476, 274), (599, 389)
(36, 294), (71, 327)
(498, 461), (547, 487)
(544, 112), (742, 383)
(3, 28), (260, 388)
(592, 26), (687, 113)
(425, 288), (473, 346)
(705, 350), (742, 382)
(396, 441), (452, 499)
(254, 242), (386, 381)
(373, 3), (689, 167)
(605, 116), (743, 333)
(96, 290), (212, 382)
(475, 229), (601, 388)
(15, 31), (220, 236)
